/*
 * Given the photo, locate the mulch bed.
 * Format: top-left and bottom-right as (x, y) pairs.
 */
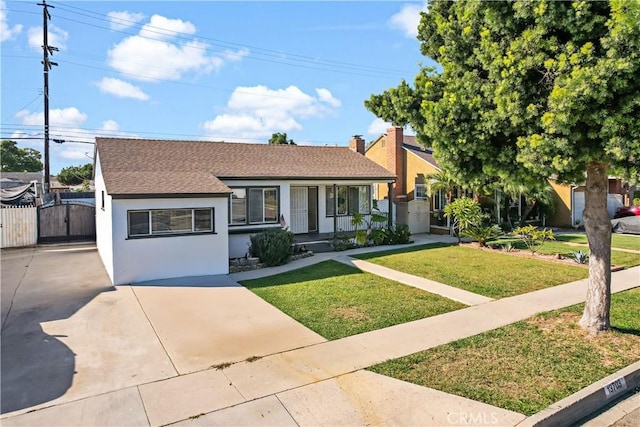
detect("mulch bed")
(459, 242), (624, 271)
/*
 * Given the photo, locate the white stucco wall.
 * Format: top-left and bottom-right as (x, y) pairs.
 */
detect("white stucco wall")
(110, 197), (229, 285)
(94, 154), (115, 283)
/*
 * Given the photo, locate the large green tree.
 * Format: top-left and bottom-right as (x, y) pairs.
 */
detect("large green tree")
(0, 140), (43, 172)
(57, 163), (93, 186)
(268, 132), (296, 145)
(366, 0), (640, 334)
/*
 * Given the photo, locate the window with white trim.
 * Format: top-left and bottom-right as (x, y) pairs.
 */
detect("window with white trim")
(326, 185), (371, 217)
(229, 187), (279, 225)
(415, 184), (427, 199)
(128, 208), (214, 237)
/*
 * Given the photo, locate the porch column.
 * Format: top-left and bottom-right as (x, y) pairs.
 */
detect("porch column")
(333, 183), (338, 237)
(387, 182), (393, 229)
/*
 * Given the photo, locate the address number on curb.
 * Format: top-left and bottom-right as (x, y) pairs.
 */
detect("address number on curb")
(603, 377), (627, 398)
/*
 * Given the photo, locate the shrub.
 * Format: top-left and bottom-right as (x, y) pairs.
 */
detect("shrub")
(388, 224), (411, 244)
(569, 250), (589, 264)
(444, 197), (484, 243)
(332, 234), (358, 251)
(512, 225), (555, 255)
(249, 228), (294, 266)
(461, 224), (502, 247)
(501, 241), (515, 252)
(634, 197), (640, 206)
(499, 221), (513, 232)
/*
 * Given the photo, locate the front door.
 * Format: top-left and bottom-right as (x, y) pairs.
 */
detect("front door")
(290, 187), (318, 234)
(290, 187), (309, 234)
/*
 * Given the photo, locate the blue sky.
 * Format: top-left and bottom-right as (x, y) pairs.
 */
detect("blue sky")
(1, 1), (434, 174)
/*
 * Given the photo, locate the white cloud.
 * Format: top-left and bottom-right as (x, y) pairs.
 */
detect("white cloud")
(100, 120), (120, 132)
(107, 11), (146, 31)
(367, 118), (416, 137)
(106, 14), (248, 82)
(27, 25), (68, 51)
(16, 107), (87, 128)
(316, 88), (341, 108)
(367, 118), (391, 136)
(1, 0), (23, 42)
(203, 85), (342, 140)
(389, 2), (428, 38)
(139, 15), (195, 40)
(95, 77), (150, 101)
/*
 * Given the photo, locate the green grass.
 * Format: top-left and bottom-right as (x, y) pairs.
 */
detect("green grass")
(489, 237), (640, 268)
(555, 233), (640, 252)
(369, 288), (640, 416)
(240, 260), (465, 340)
(354, 244), (588, 298)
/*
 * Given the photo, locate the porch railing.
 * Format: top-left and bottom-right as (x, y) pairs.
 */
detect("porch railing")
(333, 213), (389, 234)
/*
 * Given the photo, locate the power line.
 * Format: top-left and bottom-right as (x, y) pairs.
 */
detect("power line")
(48, 1), (411, 77)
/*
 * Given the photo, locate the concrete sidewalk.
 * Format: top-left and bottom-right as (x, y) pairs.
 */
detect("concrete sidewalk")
(5, 260), (638, 426)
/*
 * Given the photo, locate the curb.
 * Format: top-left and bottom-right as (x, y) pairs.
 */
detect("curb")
(517, 361), (640, 427)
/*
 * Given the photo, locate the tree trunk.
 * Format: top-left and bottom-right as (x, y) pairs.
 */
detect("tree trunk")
(579, 161), (611, 335)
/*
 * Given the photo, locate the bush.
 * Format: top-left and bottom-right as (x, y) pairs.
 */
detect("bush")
(569, 250), (589, 264)
(512, 225), (555, 255)
(388, 224), (412, 244)
(461, 224), (502, 247)
(249, 229), (294, 266)
(499, 221), (513, 232)
(332, 233), (357, 251)
(634, 197), (640, 206)
(444, 197), (484, 243)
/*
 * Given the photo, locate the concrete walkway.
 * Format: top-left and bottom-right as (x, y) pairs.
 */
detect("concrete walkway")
(335, 255), (494, 305)
(2, 237), (639, 426)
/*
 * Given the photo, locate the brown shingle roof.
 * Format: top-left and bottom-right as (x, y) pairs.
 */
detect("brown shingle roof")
(402, 136), (440, 169)
(96, 138), (395, 195)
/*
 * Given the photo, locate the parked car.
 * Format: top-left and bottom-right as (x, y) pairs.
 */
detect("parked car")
(613, 205), (640, 219)
(611, 216), (640, 235)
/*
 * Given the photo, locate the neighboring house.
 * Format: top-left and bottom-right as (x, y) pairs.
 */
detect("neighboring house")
(548, 177), (632, 228)
(365, 126), (443, 234)
(0, 172), (43, 206)
(94, 137), (395, 285)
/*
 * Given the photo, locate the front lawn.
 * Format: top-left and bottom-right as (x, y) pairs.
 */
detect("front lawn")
(354, 244), (588, 298)
(369, 288), (640, 416)
(556, 233), (640, 252)
(240, 260), (465, 340)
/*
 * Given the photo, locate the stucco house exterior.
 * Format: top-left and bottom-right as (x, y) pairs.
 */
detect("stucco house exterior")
(365, 126), (443, 234)
(94, 137), (395, 285)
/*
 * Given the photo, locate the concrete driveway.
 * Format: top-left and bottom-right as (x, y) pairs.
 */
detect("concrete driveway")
(0, 244), (324, 418)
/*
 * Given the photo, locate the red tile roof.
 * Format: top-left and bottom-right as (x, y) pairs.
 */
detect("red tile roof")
(96, 138), (396, 195)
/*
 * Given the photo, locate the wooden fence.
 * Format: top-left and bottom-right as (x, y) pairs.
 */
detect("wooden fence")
(1, 206), (38, 248)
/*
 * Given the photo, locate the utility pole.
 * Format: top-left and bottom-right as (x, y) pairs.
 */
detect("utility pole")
(39, 0), (58, 193)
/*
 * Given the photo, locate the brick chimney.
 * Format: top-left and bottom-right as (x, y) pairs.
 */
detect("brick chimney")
(349, 135), (365, 154)
(387, 126), (405, 202)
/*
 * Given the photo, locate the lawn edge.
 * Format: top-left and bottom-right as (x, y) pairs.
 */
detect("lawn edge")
(517, 361), (640, 427)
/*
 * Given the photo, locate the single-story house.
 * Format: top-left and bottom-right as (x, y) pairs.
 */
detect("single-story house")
(94, 137), (396, 285)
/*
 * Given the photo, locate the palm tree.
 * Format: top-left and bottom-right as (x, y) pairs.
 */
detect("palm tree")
(500, 178), (554, 227)
(425, 170), (459, 206)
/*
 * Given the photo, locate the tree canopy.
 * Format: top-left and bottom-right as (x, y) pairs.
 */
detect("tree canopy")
(268, 132), (296, 145)
(57, 163), (93, 186)
(366, 0), (640, 334)
(0, 140), (43, 172)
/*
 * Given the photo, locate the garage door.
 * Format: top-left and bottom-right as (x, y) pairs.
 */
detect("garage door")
(573, 192), (624, 226)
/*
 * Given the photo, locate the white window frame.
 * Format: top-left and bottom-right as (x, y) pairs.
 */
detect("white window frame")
(415, 183), (427, 199)
(326, 185), (371, 217)
(229, 187), (279, 226)
(127, 208), (214, 238)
